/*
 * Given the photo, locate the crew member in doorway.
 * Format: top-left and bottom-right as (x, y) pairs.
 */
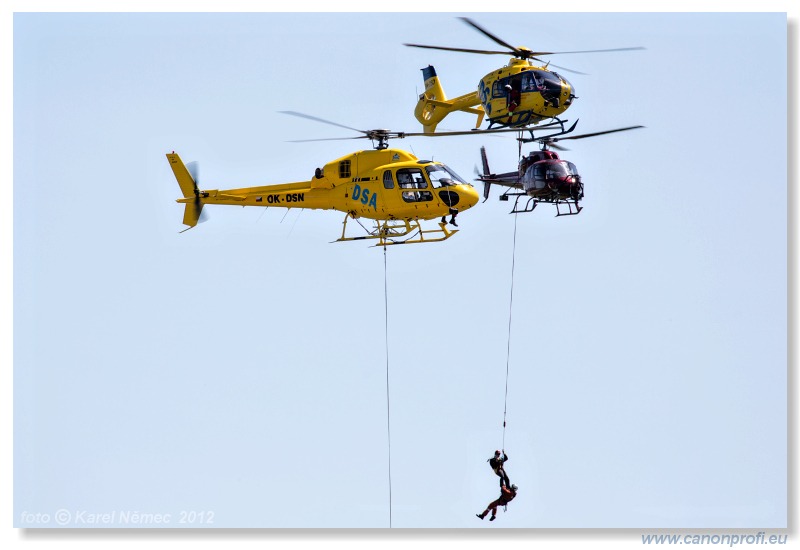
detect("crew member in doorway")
(489, 450), (510, 487)
(505, 84), (520, 112)
(476, 484), (518, 521)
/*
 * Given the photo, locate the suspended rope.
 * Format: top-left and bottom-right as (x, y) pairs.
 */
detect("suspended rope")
(502, 213), (519, 450)
(383, 245), (393, 528)
(287, 208), (303, 238)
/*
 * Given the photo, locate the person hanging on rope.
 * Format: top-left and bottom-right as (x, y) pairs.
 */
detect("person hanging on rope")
(488, 450), (511, 488)
(476, 484), (518, 521)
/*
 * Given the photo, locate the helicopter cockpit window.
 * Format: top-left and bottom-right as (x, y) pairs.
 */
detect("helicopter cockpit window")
(566, 161), (579, 176)
(534, 162), (578, 181)
(339, 160), (351, 179)
(383, 170), (394, 189)
(396, 168), (427, 188)
(425, 164), (468, 187)
(492, 78), (508, 98)
(522, 71), (545, 92)
(546, 164), (569, 179)
(396, 167), (432, 203)
(552, 71), (566, 84)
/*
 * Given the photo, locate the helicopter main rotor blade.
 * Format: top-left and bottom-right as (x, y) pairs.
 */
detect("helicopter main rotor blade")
(459, 17), (522, 56)
(406, 119), (567, 138)
(553, 125), (644, 142)
(279, 111), (367, 135)
(400, 126), (563, 138)
(280, 108), (571, 144)
(531, 58), (589, 76)
(288, 137), (366, 143)
(291, 127), (536, 142)
(531, 47), (646, 74)
(404, 43), (514, 56)
(536, 46), (646, 56)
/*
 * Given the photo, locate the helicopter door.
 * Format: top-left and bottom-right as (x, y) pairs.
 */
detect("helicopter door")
(395, 167), (433, 203)
(507, 76), (522, 112)
(490, 78), (508, 115)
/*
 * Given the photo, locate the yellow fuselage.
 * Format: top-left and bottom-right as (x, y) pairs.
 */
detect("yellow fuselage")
(172, 149), (479, 223)
(478, 59), (575, 126)
(414, 58), (575, 132)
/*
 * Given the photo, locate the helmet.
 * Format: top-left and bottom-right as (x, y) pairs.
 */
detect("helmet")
(511, 484), (518, 491)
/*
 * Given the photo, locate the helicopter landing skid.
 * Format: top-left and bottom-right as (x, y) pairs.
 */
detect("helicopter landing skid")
(335, 214), (458, 247)
(502, 193), (583, 216)
(555, 200), (582, 217)
(507, 194), (538, 214)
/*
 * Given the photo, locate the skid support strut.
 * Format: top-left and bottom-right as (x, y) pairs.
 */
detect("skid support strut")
(335, 213), (459, 247)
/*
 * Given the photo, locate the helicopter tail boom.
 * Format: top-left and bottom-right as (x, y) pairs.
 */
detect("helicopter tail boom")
(414, 65), (483, 133)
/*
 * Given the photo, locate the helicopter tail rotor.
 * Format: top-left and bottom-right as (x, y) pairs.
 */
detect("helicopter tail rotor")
(167, 153), (208, 230)
(185, 161), (210, 225)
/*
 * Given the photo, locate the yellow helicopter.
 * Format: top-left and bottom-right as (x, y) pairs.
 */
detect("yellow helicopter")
(166, 112), (524, 247)
(405, 17), (644, 132)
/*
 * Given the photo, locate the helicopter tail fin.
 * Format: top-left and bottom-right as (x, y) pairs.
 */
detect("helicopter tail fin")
(422, 65), (447, 101)
(166, 152), (205, 229)
(480, 146), (492, 201)
(414, 65), (484, 134)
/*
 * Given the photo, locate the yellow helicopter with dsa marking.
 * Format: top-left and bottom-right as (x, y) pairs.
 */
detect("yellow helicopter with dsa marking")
(167, 112), (510, 246)
(405, 17), (644, 132)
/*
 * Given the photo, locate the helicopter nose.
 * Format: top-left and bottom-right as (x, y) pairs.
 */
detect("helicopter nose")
(460, 184), (480, 210)
(562, 78), (576, 105)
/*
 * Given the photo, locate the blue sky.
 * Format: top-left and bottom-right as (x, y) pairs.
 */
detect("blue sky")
(6, 4), (795, 543)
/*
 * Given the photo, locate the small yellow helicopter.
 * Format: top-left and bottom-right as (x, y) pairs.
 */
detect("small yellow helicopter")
(405, 17), (644, 132)
(166, 112), (521, 246)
